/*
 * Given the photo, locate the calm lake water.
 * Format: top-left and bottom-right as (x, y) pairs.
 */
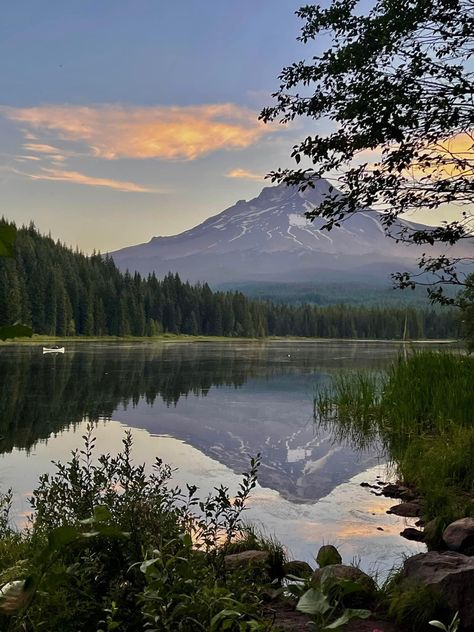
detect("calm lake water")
(0, 340), (443, 576)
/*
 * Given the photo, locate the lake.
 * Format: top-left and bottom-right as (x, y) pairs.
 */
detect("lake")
(0, 340), (438, 577)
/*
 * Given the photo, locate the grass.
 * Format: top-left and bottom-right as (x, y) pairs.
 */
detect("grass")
(1, 334), (459, 345)
(0, 333), (268, 345)
(315, 351), (474, 524)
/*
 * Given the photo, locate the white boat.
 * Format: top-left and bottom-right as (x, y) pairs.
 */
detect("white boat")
(42, 346), (65, 354)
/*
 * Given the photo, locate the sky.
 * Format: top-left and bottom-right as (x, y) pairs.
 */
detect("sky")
(0, 0), (318, 253)
(1, 1), (467, 254)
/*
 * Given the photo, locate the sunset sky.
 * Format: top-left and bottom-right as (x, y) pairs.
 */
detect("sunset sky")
(0, 0), (315, 252)
(1, 1), (464, 253)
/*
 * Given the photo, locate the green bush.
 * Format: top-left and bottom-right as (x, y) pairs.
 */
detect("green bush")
(0, 427), (272, 631)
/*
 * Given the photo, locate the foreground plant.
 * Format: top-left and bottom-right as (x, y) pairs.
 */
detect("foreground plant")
(294, 566), (372, 630)
(430, 611), (461, 632)
(0, 426), (271, 631)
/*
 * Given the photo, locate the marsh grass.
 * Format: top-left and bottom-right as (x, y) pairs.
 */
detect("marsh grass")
(315, 351), (474, 522)
(315, 371), (382, 451)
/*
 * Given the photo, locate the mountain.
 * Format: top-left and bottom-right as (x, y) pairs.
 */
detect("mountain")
(111, 179), (452, 286)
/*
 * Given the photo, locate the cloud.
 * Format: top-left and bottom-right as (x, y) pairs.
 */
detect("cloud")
(226, 168), (264, 181)
(405, 131), (474, 180)
(15, 155), (41, 162)
(23, 143), (64, 154)
(1, 103), (274, 161)
(26, 168), (157, 192)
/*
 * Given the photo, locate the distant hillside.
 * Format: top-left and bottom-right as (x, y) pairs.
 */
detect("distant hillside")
(0, 220), (461, 340)
(216, 281), (440, 307)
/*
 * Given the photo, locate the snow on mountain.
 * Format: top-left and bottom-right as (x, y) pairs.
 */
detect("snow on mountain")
(111, 179), (441, 285)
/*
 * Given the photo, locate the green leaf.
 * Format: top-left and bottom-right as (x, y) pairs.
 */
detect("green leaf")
(296, 588), (332, 616)
(92, 504), (112, 523)
(429, 622), (448, 631)
(48, 525), (80, 550)
(140, 558), (159, 574)
(0, 225), (17, 258)
(94, 525), (130, 539)
(334, 578), (370, 595)
(180, 532), (193, 548)
(0, 323), (33, 341)
(322, 609), (371, 630)
(210, 609), (241, 628)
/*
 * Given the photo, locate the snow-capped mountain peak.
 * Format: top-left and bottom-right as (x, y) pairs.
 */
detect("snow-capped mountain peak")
(111, 179), (432, 284)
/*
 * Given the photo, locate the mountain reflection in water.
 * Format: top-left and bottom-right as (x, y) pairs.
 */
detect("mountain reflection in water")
(0, 340), (436, 503)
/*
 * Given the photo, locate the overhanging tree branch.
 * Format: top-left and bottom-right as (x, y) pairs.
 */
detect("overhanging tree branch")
(261, 0), (474, 302)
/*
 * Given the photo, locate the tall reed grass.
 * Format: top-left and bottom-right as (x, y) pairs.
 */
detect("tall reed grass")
(315, 351), (474, 522)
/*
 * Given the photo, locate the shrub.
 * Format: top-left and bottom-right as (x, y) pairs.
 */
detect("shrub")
(0, 427), (272, 631)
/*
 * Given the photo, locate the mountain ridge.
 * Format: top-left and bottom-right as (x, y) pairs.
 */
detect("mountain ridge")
(111, 179), (457, 285)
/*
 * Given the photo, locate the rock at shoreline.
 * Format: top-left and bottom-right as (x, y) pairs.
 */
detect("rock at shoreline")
(401, 551), (474, 630)
(224, 550), (270, 570)
(381, 483), (403, 498)
(400, 527), (425, 542)
(387, 501), (420, 517)
(283, 560), (313, 578)
(443, 517), (474, 554)
(311, 565), (377, 607)
(316, 544), (342, 567)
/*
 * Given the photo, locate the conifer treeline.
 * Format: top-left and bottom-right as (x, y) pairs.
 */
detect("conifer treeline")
(0, 221), (460, 340)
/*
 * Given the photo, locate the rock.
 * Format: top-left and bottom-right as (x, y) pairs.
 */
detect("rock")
(381, 483), (400, 497)
(443, 517), (474, 554)
(283, 560), (313, 578)
(311, 565), (377, 607)
(387, 501), (420, 517)
(316, 544), (342, 567)
(402, 551), (474, 630)
(415, 518), (426, 528)
(399, 488), (417, 502)
(381, 483), (406, 498)
(400, 527), (425, 542)
(381, 482), (418, 501)
(224, 550), (270, 570)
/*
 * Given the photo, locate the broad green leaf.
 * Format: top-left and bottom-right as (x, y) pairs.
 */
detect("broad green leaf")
(93, 504), (112, 523)
(335, 578), (371, 595)
(180, 532), (193, 548)
(48, 525), (80, 550)
(429, 622), (448, 631)
(210, 609), (241, 628)
(0, 323), (33, 341)
(0, 225), (16, 258)
(322, 608), (371, 630)
(296, 588), (331, 616)
(94, 525), (130, 539)
(140, 558), (159, 574)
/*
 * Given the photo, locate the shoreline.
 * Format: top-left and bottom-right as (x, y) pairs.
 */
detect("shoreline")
(0, 334), (460, 345)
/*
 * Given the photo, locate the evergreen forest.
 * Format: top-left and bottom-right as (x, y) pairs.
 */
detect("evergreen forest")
(0, 221), (461, 340)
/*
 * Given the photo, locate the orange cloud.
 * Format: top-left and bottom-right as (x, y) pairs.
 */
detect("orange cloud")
(2, 104), (273, 161)
(27, 168), (157, 192)
(15, 155), (41, 162)
(23, 143), (64, 154)
(226, 168), (264, 181)
(401, 131), (474, 181)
